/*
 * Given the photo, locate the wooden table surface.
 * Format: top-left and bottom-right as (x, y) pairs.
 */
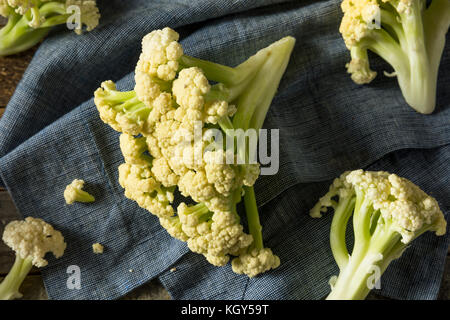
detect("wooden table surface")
(0, 24), (448, 301)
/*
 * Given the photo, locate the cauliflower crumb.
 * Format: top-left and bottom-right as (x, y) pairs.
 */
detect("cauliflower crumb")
(92, 243), (104, 254)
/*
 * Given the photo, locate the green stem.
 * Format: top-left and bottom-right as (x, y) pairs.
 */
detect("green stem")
(243, 186), (263, 250)
(232, 36), (295, 131)
(0, 1), (68, 56)
(396, 1), (434, 114)
(330, 196), (355, 270)
(0, 255), (33, 300)
(379, 9), (407, 50)
(179, 46), (268, 87)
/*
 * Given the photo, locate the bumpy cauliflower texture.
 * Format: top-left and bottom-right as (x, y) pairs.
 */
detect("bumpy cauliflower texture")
(310, 169), (447, 300)
(3, 217), (66, 267)
(94, 28), (296, 277)
(64, 179), (95, 204)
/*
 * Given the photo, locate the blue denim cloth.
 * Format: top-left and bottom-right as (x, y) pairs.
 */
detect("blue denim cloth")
(0, 0), (448, 300)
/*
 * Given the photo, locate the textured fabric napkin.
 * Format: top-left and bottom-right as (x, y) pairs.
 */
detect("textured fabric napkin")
(0, 0), (448, 300)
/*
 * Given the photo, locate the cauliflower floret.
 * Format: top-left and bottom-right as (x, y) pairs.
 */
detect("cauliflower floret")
(340, 0), (380, 48)
(172, 67), (210, 111)
(138, 27), (183, 81)
(178, 170), (217, 203)
(315, 169), (447, 243)
(0, 0), (11, 17)
(243, 163), (260, 187)
(119, 133), (151, 166)
(345, 53), (377, 84)
(231, 248), (280, 278)
(159, 216), (188, 241)
(345, 170), (447, 241)
(186, 211), (253, 266)
(204, 150), (240, 197)
(64, 179), (95, 204)
(134, 71), (165, 108)
(151, 157), (179, 187)
(94, 81), (145, 135)
(118, 163), (174, 218)
(2, 217), (66, 267)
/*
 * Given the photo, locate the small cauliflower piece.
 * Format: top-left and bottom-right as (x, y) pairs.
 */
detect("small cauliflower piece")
(232, 248), (280, 278)
(64, 179), (95, 204)
(0, 0), (100, 56)
(0, 217), (66, 300)
(92, 243), (104, 254)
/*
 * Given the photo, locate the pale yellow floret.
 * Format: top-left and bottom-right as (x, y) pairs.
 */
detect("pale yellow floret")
(94, 81), (144, 135)
(92, 243), (104, 254)
(119, 133), (149, 166)
(346, 56), (377, 84)
(138, 27), (183, 81)
(340, 0), (413, 48)
(311, 169), (447, 243)
(159, 217), (188, 241)
(64, 179), (95, 204)
(118, 163), (174, 218)
(204, 150), (240, 197)
(134, 70), (165, 108)
(243, 163), (260, 187)
(0, 0), (11, 17)
(172, 67), (210, 115)
(231, 248), (280, 278)
(186, 211), (253, 266)
(2, 217), (66, 267)
(151, 157), (179, 187)
(203, 101), (237, 124)
(178, 170), (217, 203)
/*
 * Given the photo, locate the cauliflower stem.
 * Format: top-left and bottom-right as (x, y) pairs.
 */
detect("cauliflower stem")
(94, 28), (295, 277)
(340, 0), (450, 114)
(0, 255), (33, 300)
(0, 0), (100, 56)
(310, 170), (446, 300)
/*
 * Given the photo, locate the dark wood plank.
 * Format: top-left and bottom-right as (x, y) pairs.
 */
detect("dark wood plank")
(0, 191), (22, 275)
(438, 254), (450, 300)
(0, 275), (48, 300)
(0, 48), (37, 107)
(0, 191), (171, 299)
(121, 280), (171, 300)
